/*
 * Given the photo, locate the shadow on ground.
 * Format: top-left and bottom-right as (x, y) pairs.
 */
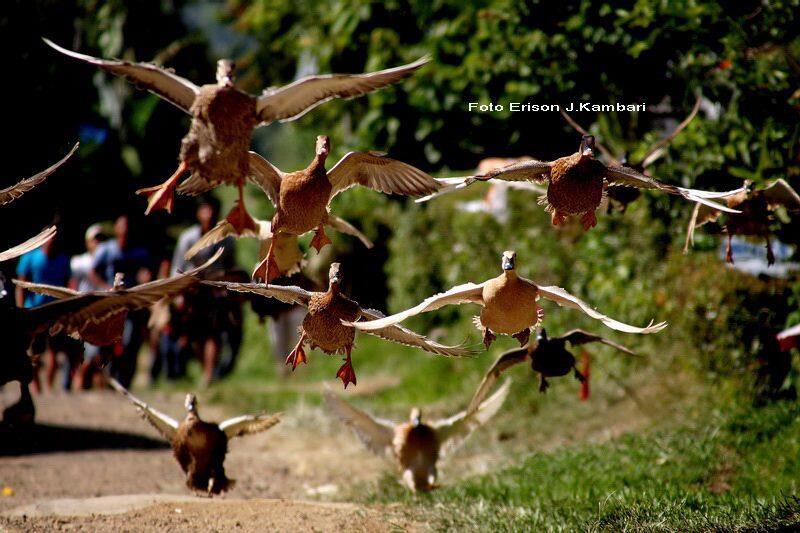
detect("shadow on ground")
(0, 424), (169, 456)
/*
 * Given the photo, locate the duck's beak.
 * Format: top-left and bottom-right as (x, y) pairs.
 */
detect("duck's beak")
(502, 251), (516, 271)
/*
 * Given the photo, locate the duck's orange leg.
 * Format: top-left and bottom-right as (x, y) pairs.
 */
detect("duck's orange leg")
(285, 333), (308, 370)
(551, 210), (568, 227)
(136, 161), (189, 215)
(336, 349), (357, 388)
(225, 181), (258, 235)
(310, 223), (332, 252)
(725, 233), (734, 263)
(580, 210), (597, 231)
(252, 236), (282, 283)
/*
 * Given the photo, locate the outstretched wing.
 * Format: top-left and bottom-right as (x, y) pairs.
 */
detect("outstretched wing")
(0, 226), (57, 262)
(604, 166), (743, 212)
(13, 279), (79, 299)
(107, 377), (179, 441)
(256, 57), (428, 124)
(247, 151), (284, 207)
(327, 151), (440, 199)
(0, 143), (79, 205)
(414, 176), (473, 203)
(43, 38), (198, 113)
(358, 308), (474, 357)
(559, 329), (636, 355)
(467, 348), (529, 414)
(323, 391), (396, 457)
(348, 282), (486, 332)
(482, 159), (553, 183)
(639, 94), (702, 168)
(219, 413), (281, 439)
(760, 179), (800, 210)
(683, 200), (725, 252)
(184, 219), (270, 261)
(433, 379), (511, 457)
(325, 214), (374, 248)
(205, 281), (313, 307)
(536, 284), (667, 334)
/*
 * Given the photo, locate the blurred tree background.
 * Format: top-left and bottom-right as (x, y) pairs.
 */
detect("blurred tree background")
(1, 0), (799, 397)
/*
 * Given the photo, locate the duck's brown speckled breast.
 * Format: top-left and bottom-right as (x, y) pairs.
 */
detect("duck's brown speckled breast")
(547, 154), (606, 215)
(276, 165), (333, 235)
(180, 85), (258, 186)
(480, 275), (541, 334)
(302, 292), (360, 353)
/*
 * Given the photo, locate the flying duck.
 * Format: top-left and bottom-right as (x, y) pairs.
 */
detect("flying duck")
(468, 328), (635, 413)
(560, 95), (701, 212)
(684, 179), (800, 265)
(350, 251), (667, 349)
(206, 263), (471, 388)
(418, 135), (741, 230)
(44, 38), (426, 235)
(325, 379), (510, 492)
(108, 378), (280, 496)
(248, 135), (440, 281)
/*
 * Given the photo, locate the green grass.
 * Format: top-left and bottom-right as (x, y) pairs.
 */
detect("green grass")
(359, 400), (800, 531)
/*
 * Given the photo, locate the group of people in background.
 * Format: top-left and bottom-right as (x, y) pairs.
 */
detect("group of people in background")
(12, 197), (273, 394)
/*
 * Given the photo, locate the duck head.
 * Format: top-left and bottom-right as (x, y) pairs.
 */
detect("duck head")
(112, 273), (125, 290)
(409, 407), (422, 427)
(328, 262), (342, 291)
(743, 179), (755, 198)
(316, 135), (331, 161)
(215, 60), (236, 87)
(579, 135), (595, 159)
(536, 328), (548, 343)
(184, 393), (198, 414)
(501, 250), (516, 272)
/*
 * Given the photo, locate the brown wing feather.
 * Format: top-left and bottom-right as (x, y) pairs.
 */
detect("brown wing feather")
(466, 348), (528, 414)
(0, 144), (79, 205)
(0, 227), (57, 262)
(558, 329), (636, 355)
(327, 152), (440, 199)
(256, 57), (428, 124)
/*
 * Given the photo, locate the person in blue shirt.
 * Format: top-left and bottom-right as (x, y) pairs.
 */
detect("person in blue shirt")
(89, 214), (153, 388)
(15, 230), (73, 393)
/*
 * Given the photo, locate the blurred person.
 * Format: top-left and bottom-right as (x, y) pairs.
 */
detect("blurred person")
(167, 197), (235, 385)
(89, 214), (152, 388)
(15, 227), (73, 393)
(69, 224), (106, 390)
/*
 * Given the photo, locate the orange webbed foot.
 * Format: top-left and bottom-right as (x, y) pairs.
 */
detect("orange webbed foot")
(225, 201), (258, 235)
(551, 211), (567, 227)
(136, 161), (188, 215)
(580, 210), (597, 231)
(285, 342), (307, 370)
(336, 356), (357, 388)
(310, 225), (332, 252)
(252, 253), (281, 283)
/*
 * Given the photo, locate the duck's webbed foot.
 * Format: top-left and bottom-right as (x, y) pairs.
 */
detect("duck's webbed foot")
(336, 354), (357, 388)
(136, 161), (188, 215)
(482, 328), (497, 349)
(512, 328), (531, 347)
(225, 198), (258, 235)
(252, 238), (282, 283)
(580, 210), (598, 231)
(310, 224), (332, 252)
(538, 374), (550, 393)
(285, 336), (308, 370)
(551, 210), (568, 227)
